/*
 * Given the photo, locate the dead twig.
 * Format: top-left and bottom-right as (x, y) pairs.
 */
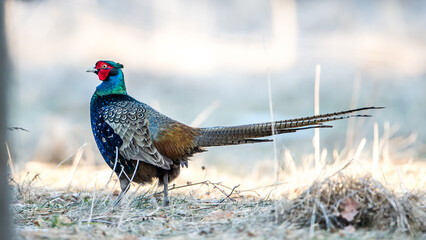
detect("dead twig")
(7, 127), (29, 132)
(219, 184), (240, 203)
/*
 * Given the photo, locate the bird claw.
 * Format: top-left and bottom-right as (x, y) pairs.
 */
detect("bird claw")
(180, 160), (188, 168)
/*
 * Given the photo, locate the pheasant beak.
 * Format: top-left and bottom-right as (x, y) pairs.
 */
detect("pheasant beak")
(86, 67), (98, 73)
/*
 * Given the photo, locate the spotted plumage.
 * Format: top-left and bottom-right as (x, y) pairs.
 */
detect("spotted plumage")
(87, 60), (382, 206)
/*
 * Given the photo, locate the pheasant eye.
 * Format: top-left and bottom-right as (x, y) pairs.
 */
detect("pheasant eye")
(101, 64), (108, 69)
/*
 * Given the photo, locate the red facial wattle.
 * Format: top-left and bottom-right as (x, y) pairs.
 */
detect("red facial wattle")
(95, 61), (113, 81)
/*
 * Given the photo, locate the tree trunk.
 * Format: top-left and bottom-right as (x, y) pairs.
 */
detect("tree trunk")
(0, 0), (11, 238)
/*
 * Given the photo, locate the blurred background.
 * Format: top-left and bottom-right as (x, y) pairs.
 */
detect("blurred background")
(5, 0), (425, 181)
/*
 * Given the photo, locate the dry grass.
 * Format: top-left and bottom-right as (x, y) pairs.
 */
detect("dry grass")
(10, 165), (425, 239)
(9, 123), (426, 239)
(280, 174), (425, 234)
(8, 102), (426, 239)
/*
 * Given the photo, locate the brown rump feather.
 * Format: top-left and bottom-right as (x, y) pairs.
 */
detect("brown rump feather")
(153, 122), (201, 160)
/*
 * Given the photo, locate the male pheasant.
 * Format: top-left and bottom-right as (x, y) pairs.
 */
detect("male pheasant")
(87, 60), (381, 206)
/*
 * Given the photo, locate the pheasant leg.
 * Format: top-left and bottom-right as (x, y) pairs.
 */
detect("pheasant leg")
(163, 174), (170, 206)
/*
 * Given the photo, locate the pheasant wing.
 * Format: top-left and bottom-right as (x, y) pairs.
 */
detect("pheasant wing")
(102, 101), (172, 170)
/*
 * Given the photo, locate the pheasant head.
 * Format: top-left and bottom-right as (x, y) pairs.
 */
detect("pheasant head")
(87, 60), (127, 96)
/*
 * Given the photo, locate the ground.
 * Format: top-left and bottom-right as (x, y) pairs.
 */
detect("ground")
(10, 151), (426, 239)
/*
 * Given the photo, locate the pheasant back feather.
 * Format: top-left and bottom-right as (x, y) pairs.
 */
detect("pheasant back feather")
(91, 94), (175, 170)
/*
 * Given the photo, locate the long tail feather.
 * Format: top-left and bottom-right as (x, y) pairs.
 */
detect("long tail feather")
(195, 107), (382, 147)
(279, 106), (383, 123)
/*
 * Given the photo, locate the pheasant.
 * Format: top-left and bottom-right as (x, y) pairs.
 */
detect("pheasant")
(87, 60), (381, 206)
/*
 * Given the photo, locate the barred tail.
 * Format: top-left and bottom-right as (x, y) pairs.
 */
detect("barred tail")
(194, 106), (383, 147)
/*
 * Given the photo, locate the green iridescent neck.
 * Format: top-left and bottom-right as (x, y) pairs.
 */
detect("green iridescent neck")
(94, 69), (127, 96)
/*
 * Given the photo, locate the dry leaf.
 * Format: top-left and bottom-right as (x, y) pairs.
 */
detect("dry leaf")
(340, 198), (358, 222)
(199, 227), (214, 235)
(119, 235), (138, 240)
(203, 210), (233, 221)
(33, 216), (48, 228)
(338, 225), (356, 237)
(343, 225), (355, 232)
(58, 215), (72, 224)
